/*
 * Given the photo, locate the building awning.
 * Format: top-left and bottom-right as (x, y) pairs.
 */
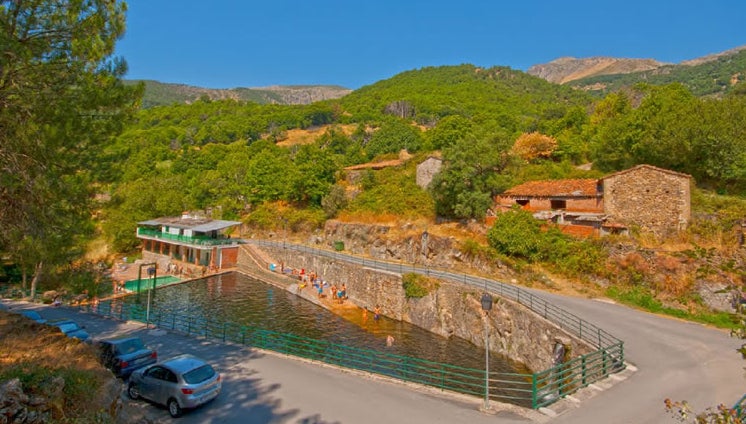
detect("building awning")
(138, 217), (240, 232)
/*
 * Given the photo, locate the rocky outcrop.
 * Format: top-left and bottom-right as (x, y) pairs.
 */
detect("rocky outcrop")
(528, 57), (666, 84)
(321, 220), (515, 280)
(0, 377), (128, 424)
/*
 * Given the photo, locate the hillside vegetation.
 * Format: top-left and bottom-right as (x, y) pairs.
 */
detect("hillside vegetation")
(5, 50), (746, 329)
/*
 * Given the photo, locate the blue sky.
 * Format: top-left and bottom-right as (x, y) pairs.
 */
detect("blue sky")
(116, 1), (746, 89)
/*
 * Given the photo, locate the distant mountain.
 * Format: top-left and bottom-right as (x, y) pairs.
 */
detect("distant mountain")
(527, 57), (666, 84)
(528, 45), (746, 97)
(126, 80), (352, 108)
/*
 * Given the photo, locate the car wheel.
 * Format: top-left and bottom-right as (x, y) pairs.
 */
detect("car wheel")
(127, 383), (140, 400)
(168, 398), (182, 418)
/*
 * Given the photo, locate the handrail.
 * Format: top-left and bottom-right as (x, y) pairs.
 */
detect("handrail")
(77, 239), (626, 409)
(247, 240), (622, 349)
(246, 239), (626, 408)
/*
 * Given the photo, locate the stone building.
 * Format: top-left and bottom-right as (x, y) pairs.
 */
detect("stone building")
(493, 164), (692, 236)
(602, 164), (691, 236)
(415, 156), (442, 189)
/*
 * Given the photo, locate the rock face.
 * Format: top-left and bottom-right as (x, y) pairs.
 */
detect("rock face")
(322, 220), (514, 280)
(528, 56), (666, 84)
(250, 240), (593, 373)
(0, 377), (127, 424)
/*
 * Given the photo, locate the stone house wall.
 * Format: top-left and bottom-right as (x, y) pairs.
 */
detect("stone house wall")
(602, 165), (691, 236)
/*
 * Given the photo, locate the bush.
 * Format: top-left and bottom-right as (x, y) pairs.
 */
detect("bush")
(487, 207), (544, 260)
(402, 273), (439, 298)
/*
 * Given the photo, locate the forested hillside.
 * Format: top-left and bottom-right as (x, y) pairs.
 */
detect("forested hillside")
(100, 64), (746, 256)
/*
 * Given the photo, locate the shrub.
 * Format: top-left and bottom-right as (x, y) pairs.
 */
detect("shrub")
(402, 273), (439, 298)
(487, 207), (544, 260)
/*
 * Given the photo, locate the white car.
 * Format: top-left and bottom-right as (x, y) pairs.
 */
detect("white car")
(127, 354), (221, 418)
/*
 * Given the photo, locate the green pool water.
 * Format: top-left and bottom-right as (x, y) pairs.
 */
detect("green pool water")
(124, 275), (181, 292)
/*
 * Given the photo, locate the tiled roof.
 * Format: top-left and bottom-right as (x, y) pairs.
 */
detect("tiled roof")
(500, 179), (600, 198)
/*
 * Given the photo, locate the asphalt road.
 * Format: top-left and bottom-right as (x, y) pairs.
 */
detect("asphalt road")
(4, 301), (543, 424)
(4, 272), (743, 423)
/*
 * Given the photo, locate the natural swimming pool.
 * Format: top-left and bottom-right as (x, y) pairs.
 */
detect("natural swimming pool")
(106, 272), (532, 404)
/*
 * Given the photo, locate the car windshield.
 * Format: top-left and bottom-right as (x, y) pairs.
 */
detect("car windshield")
(115, 339), (145, 355)
(58, 322), (79, 333)
(182, 364), (215, 384)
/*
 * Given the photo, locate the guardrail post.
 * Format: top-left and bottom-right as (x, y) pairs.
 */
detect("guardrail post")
(531, 373), (538, 409)
(602, 349), (607, 376)
(582, 356), (587, 386)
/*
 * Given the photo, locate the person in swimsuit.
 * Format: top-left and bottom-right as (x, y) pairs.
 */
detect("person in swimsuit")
(374, 305), (381, 320)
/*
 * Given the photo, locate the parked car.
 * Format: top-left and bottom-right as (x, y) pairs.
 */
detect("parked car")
(127, 354), (221, 418)
(734, 393), (746, 418)
(95, 336), (157, 378)
(47, 319), (89, 341)
(21, 310), (47, 324)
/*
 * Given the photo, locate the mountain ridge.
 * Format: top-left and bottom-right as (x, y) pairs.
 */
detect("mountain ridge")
(528, 44), (746, 87)
(128, 79), (352, 108)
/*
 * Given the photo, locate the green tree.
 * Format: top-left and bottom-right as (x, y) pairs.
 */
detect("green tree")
(365, 119), (423, 159)
(0, 0), (141, 297)
(430, 134), (513, 219)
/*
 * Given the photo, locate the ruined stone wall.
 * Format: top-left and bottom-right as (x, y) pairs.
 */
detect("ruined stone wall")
(248, 244), (593, 372)
(415, 157), (442, 189)
(603, 166), (691, 236)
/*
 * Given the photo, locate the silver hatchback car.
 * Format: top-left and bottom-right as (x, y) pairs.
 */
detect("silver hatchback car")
(127, 354), (221, 417)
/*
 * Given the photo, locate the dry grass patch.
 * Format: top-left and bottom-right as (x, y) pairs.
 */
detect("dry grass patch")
(0, 311), (117, 422)
(276, 124), (357, 147)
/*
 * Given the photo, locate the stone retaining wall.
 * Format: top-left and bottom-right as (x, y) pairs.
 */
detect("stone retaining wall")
(240, 244), (593, 372)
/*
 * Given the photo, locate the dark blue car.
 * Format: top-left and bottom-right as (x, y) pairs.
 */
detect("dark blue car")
(96, 336), (158, 378)
(47, 319), (89, 341)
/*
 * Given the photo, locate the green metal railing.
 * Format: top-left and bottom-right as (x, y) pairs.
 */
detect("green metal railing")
(80, 300), (537, 407)
(247, 240), (626, 408)
(137, 227), (241, 247)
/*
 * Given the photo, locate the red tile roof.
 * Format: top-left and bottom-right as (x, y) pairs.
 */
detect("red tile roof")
(500, 179), (600, 198)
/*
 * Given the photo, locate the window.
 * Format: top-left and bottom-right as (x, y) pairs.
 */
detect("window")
(550, 200), (566, 210)
(516, 200), (529, 206)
